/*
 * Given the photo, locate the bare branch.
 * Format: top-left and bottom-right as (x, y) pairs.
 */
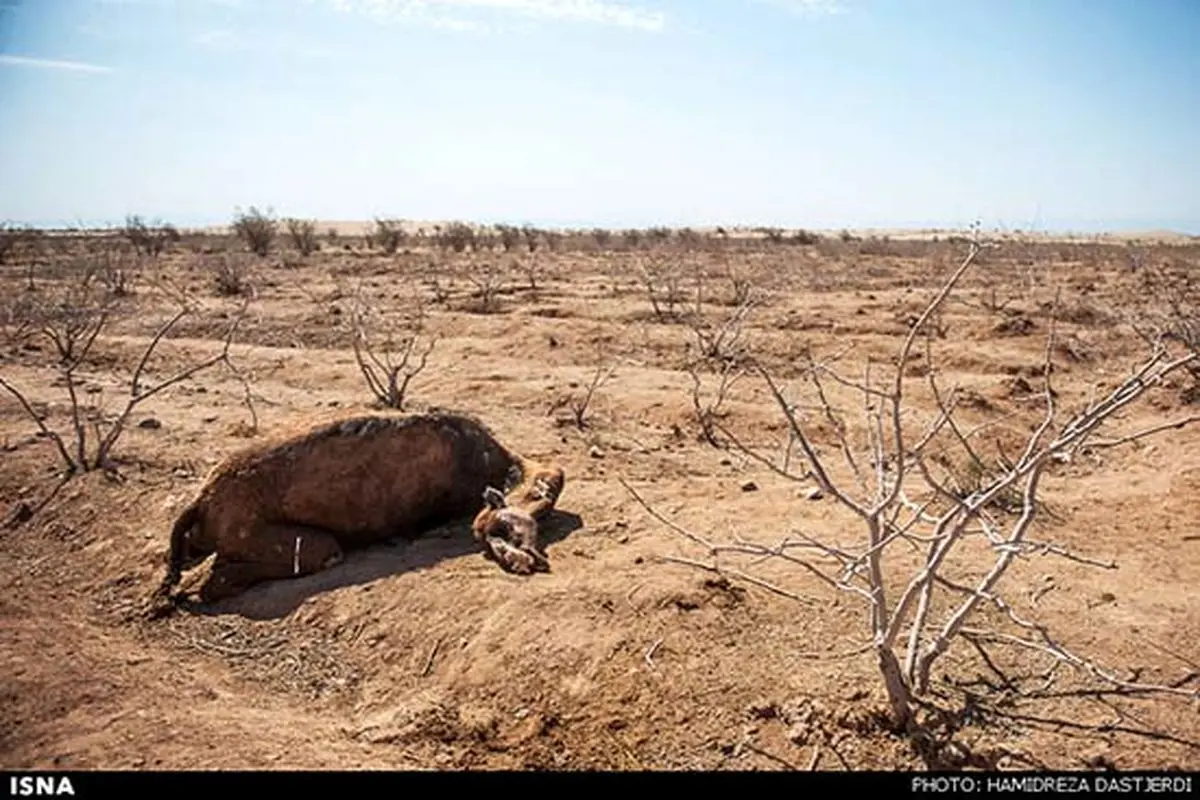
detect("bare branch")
(1085, 414), (1200, 450)
(0, 376), (77, 471)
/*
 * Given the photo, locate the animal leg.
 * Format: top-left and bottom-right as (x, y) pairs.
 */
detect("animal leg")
(198, 524), (345, 602)
(250, 523), (346, 578)
(199, 557), (270, 603)
(507, 464), (566, 520)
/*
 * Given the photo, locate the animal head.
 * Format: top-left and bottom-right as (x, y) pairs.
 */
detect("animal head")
(472, 486), (539, 550)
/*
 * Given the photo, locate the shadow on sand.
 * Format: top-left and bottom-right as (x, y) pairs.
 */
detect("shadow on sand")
(175, 510), (584, 621)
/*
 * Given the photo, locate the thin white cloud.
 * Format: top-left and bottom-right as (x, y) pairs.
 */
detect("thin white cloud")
(325, 0), (665, 32)
(748, 0), (847, 17)
(0, 54), (115, 73)
(193, 28), (348, 58)
(93, 0), (241, 6)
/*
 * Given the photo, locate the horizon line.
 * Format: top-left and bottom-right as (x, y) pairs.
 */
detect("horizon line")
(7, 217), (1198, 240)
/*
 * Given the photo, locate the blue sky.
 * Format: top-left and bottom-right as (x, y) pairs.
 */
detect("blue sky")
(0, 0), (1197, 233)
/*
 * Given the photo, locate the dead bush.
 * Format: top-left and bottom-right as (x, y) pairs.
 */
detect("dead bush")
(349, 287), (437, 411)
(438, 222), (475, 254)
(371, 218), (407, 254)
(232, 206), (277, 257)
(285, 218), (319, 256)
(462, 260), (505, 313)
(122, 215), (179, 258)
(640, 257), (685, 322)
(626, 237), (1200, 751)
(687, 358), (743, 447)
(495, 224), (521, 253)
(210, 253), (253, 296)
(1129, 260), (1200, 401)
(550, 360), (616, 431)
(0, 271), (248, 477)
(0, 224), (41, 267)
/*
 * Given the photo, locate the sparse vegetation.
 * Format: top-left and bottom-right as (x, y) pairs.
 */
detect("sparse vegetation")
(0, 265), (248, 475)
(0, 222), (40, 266)
(232, 206), (277, 256)
(2, 220), (1199, 771)
(462, 259), (506, 313)
(438, 222), (475, 254)
(285, 218), (319, 256)
(210, 253), (253, 296)
(626, 236), (1200, 755)
(348, 285), (437, 411)
(122, 215), (180, 258)
(550, 360), (616, 431)
(371, 218), (407, 254)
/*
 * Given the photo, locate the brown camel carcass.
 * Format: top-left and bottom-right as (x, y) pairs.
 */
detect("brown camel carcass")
(147, 410), (566, 614)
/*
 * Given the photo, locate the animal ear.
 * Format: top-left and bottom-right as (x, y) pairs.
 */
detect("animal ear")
(483, 486), (507, 509)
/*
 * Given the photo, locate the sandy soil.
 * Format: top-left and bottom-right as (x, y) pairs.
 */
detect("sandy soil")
(1, 231), (1198, 771)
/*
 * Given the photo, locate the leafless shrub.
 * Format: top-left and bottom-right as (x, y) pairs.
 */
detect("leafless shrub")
(687, 358), (743, 447)
(757, 226), (784, 245)
(520, 255), (543, 292)
(1128, 259), (1200, 401)
(0, 224), (41, 268)
(676, 228), (701, 249)
(495, 224), (521, 253)
(88, 245), (142, 298)
(624, 238), (1200, 743)
(474, 228), (497, 252)
(463, 260), (505, 313)
(551, 361), (616, 430)
(439, 222), (475, 254)
(858, 235), (896, 256)
(1, 288), (38, 347)
(977, 286), (1018, 316)
(1126, 243), (1147, 272)
(688, 289), (759, 363)
(592, 228), (613, 250)
(285, 218), (319, 256)
(421, 259), (454, 306)
(0, 223), (21, 265)
(726, 266), (753, 308)
(232, 206), (277, 257)
(122, 215), (179, 258)
(349, 287), (437, 411)
(520, 226), (540, 254)
(371, 218), (407, 255)
(1133, 260), (1199, 351)
(0, 274), (248, 476)
(640, 257), (685, 322)
(623, 229), (643, 250)
(647, 227), (671, 247)
(211, 253), (253, 296)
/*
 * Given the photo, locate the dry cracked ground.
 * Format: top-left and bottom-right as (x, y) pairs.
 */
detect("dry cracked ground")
(1, 229), (1198, 771)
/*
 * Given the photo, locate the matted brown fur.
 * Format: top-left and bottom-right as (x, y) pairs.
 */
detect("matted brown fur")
(149, 410), (566, 612)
